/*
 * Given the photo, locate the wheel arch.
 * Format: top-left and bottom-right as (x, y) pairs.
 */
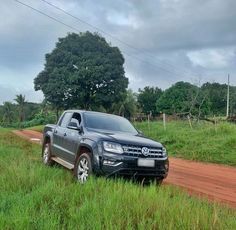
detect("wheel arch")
(76, 144), (93, 160)
(44, 135), (51, 144)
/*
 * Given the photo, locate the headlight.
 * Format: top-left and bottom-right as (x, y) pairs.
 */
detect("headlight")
(103, 141), (123, 154)
(162, 147), (167, 156)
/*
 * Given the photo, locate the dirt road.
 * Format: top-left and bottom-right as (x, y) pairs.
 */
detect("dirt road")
(13, 129), (236, 208)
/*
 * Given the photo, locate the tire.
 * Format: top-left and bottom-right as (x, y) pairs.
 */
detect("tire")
(74, 153), (92, 183)
(42, 142), (54, 166)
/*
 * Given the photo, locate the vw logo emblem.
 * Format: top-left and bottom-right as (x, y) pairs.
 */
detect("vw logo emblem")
(141, 147), (149, 156)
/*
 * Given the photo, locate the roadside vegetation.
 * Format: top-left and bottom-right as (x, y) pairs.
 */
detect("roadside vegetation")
(26, 125), (45, 133)
(0, 129), (235, 229)
(135, 121), (236, 166)
(27, 120), (236, 166)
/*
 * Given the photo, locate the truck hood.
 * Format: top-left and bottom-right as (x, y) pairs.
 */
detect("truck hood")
(86, 128), (163, 148)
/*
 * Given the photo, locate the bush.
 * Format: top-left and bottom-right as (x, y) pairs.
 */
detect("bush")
(1, 111), (57, 129)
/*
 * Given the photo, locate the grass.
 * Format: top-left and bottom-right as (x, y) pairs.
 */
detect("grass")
(0, 129), (235, 229)
(26, 125), (45, 133)
(135, 121), (236, 166)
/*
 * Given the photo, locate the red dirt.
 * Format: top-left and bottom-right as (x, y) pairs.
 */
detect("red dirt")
(12, 130), (236, 209)
(13, 130), (43, 144)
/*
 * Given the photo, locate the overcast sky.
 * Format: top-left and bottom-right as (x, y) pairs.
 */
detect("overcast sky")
(0, 0), (236, 104)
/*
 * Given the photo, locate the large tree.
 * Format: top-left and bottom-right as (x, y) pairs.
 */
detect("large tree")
(138, 86), (162, 115)
(34, 32), (128, 113)
(156, 81), (209, 116)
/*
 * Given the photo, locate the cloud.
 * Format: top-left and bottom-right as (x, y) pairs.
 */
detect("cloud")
(187, 48), (235, 69)
(0, 0), (236, 104)
(0, 85), (44, 105)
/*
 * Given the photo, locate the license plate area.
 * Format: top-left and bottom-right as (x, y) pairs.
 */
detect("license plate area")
(137, 158), (155, 167)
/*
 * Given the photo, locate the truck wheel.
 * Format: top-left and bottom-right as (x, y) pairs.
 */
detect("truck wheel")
(74, 153), (92, 183)
(42, 142), (54, 166)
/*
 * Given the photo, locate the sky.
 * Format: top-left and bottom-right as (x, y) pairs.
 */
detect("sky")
(0, 0), (236, 104)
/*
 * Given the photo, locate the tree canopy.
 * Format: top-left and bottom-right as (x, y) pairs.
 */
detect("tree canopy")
(156, 82), (199, 115)
(34, 32), (128, 111)
(137, 86), (162, 115)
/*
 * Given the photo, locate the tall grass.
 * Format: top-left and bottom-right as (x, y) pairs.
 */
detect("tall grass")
(135, 121), (236, 166)
(0, 129), (235, 229)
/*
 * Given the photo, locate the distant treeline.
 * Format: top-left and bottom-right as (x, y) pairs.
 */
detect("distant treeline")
(138, 81), (236, 118)
(0, 81), (235, 127)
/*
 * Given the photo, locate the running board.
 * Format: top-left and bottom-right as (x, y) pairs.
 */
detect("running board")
(51, 157), (74, 170)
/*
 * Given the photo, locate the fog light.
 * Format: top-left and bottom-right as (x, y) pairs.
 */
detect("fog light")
(103, 160), (115, 165)
(103, 160), (122, 167)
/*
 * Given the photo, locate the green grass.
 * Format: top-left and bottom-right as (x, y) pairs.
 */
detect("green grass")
(0, 129), (235, 229)
(135, 121), (236, 166)
(26, 125), (45, 133)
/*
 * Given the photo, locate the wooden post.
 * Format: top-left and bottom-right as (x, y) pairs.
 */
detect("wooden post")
(163, 113), (166, 131)
(214, 115), (217, 133)
(187, 115), (193, 129)
(147, 114), (150, 134)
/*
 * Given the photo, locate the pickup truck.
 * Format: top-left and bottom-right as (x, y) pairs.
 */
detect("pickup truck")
(42, 110), (169, 183)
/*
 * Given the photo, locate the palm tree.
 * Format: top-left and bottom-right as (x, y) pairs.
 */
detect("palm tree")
(2, 102), (14, 124)
(14, 94), (26, 122)
(112, 90), (137, 119)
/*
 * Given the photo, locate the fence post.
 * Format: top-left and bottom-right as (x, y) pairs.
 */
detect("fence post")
(147, 114), (150, 134)
(187, 115), (193, 129)
(214, 115), (217, 133)
(163, 113), (166, 131)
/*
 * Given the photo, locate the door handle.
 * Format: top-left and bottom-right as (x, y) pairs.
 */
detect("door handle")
(63, 133), (67, 136)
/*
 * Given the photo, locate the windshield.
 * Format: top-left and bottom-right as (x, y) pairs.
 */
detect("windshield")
(84, 112), (138, 134)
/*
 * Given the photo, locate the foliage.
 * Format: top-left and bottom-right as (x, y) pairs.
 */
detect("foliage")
(34, 32), (128, 111)
(0, 102), (16, 124)
(156, 82), (201, 115)
(201, 82), (236, 116)
(135, 121), (236, 166)
(14, 94), (26, 122)
(135, 81), (236, 117)
(0, 130), (235, 229)
(26, 125), (45, 133)
(111, 89), (138, 119)
(138, 86), (162, 115)
(0, 109), (56, 129)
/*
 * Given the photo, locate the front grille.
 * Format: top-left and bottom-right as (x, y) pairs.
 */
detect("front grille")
(122, 145), (164, 158)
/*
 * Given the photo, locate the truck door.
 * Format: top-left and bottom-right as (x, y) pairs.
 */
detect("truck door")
(52, 112), (73, 159)
(63, 112), (82, 163)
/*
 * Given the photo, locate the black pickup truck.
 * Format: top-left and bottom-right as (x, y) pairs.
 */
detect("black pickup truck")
(42, 110), (169, 183)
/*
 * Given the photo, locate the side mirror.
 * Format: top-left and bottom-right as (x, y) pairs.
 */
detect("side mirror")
(67, 122), (81, 131)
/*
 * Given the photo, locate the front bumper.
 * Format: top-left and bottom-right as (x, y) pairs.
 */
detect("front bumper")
(99, 152), (169, 179)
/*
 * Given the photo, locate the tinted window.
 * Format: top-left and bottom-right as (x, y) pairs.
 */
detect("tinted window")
(84, 112), (138, 134)
(59, 112), (72, 128)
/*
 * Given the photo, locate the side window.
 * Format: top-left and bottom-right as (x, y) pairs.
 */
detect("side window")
(59, 112), (73, 128)
(70, 113), (81, 127)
